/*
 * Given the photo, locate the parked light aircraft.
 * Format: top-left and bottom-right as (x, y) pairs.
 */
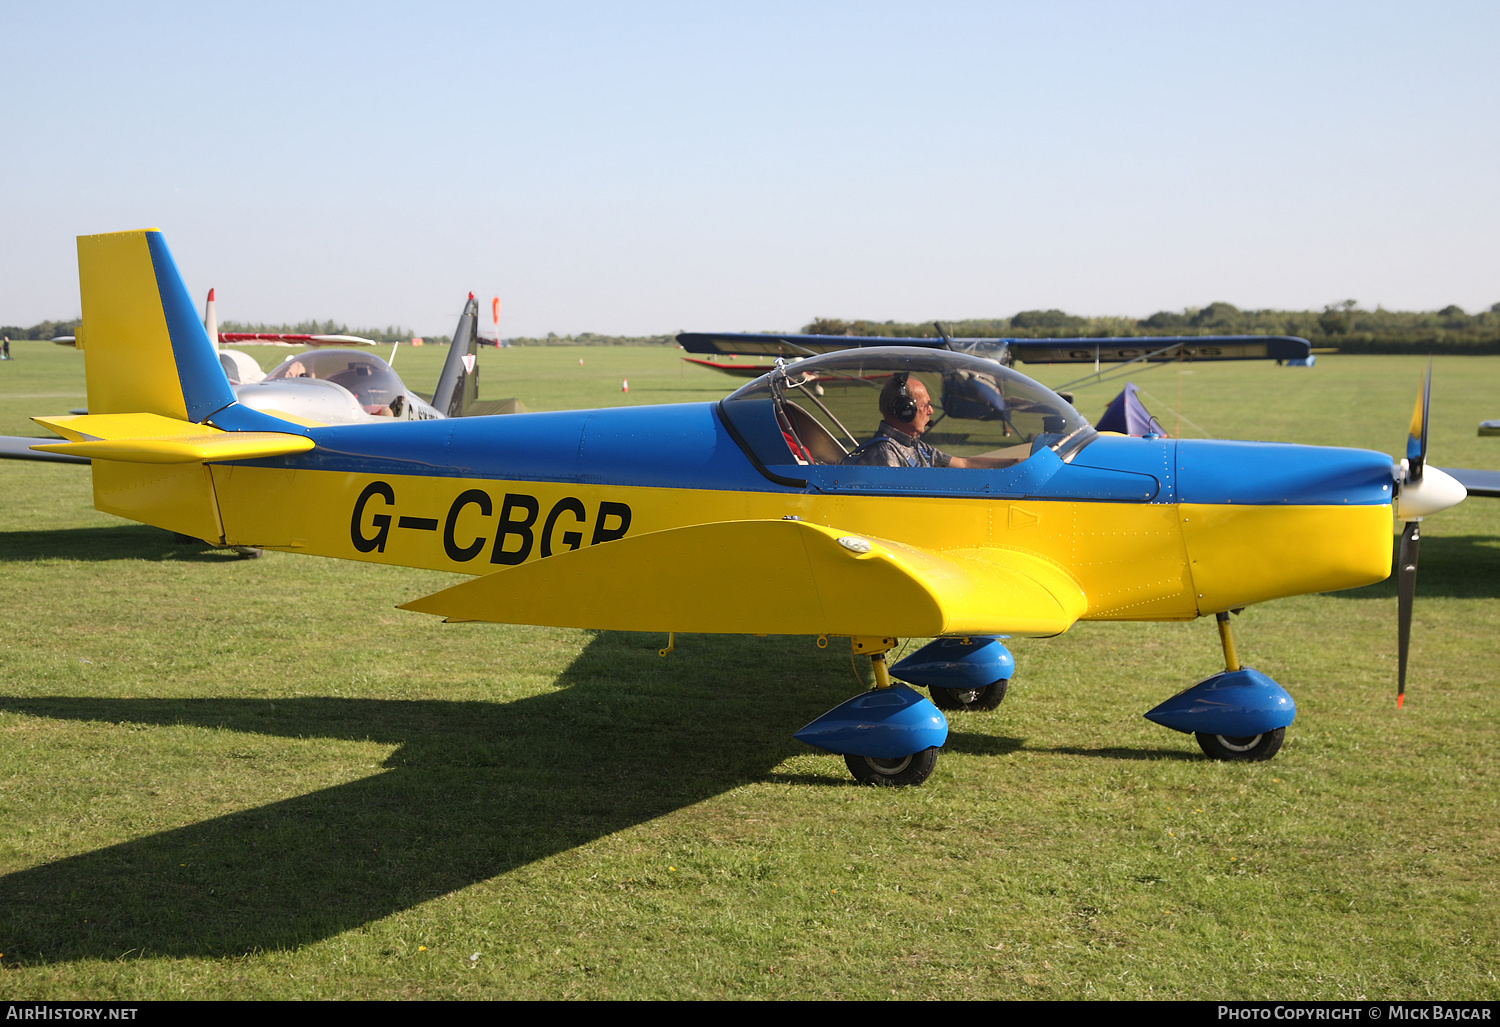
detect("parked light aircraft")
(209, 288), (487, 424)
(27, 229), (1469, 786)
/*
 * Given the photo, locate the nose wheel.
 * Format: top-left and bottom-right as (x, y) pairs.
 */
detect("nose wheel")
(1195, 728), (1285, 761)
(928, 678), (1007, 711)
(845, 748), (940, 786)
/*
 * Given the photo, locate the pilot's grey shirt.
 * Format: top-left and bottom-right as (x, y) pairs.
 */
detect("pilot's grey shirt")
(841, 422), (954, 468)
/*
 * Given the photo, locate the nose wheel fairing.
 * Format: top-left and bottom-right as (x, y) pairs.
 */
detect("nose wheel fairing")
(889, 636), (1014, 693)
(794, 684), (949, 762)
(1142, 667), (1297, 738)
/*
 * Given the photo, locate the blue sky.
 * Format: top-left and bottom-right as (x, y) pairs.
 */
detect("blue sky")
(3, 1), (1496, 336)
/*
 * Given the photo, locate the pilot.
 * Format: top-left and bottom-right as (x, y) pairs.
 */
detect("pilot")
(842, 372), (1017, 469)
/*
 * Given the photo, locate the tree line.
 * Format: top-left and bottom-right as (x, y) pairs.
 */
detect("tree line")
(802, 300), (1500, 354)
(7, 301), (1500, 353)
(0, 317), (436, 346)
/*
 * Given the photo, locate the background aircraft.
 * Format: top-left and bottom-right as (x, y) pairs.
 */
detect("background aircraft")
(214, 289), (486, 424)
(25, 230), (1471, 786)
(678, 328), (1315, 380)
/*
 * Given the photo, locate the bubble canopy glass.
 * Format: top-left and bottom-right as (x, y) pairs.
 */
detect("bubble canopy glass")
(265, 349), (405, 414)
(719, 346), (1095, 477)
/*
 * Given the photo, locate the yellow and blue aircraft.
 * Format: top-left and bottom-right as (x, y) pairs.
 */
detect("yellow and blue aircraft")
(28, 229), (1469, 786)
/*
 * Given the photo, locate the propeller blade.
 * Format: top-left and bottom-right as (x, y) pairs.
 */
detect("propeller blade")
(1396, 519), (1421, 708)
(1406, 359), (1432, 483)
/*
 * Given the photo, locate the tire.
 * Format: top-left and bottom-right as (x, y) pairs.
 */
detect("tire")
(229, 546), (263, 559)
(1195, 727), (1285, 762)
(929, 679), (1007, 712)
(844, 747), (939, 787)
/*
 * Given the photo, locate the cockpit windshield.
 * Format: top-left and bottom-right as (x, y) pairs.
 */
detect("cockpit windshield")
(719, 346), (1094, 472)
(266, 349), (405, 415)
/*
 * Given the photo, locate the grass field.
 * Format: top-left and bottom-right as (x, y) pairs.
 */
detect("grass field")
(0, 340), (1496, 1000)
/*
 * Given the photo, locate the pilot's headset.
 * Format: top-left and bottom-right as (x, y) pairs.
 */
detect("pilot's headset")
(890, 371), (919, 423)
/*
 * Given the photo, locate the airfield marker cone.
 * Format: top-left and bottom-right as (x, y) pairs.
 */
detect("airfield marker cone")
(622, 378), (629, 393)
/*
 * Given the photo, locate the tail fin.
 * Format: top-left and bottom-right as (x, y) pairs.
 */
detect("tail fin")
(430, 292), (481, 417)
(75, 229), (234, 423)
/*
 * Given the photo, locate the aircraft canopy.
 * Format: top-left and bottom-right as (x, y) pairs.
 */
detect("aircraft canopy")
(266, 349), (405, 415)
(720, 346), (1094, 472)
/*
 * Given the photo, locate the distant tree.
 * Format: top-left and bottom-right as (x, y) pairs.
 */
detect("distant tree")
(1192, 302), (1242, 330)
(1010, 309), (1087, 335)
(804, 318), (852, 336)
(1438, 305), (1471, 330)
(1318, 300), (1358, 336)
(1142, 310), (1190, 331)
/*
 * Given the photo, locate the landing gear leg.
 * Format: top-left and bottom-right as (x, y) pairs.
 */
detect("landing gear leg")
(1216, 610), (1241, 673)
(793, 636), (949, 787)
(1142, 612), (1296, 761)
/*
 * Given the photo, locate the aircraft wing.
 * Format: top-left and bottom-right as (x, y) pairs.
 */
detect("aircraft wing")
(681, 357), (780, 378)
(677, 332), (1312, 365)
(218, 333), (379, 346)
(678, 332), (947, 358)
(1438, 467), (1500, 498)
(400, 518), (1086, 638)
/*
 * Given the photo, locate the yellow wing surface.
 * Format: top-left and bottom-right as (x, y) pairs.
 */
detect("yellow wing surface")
(400, 518), (1087, 638)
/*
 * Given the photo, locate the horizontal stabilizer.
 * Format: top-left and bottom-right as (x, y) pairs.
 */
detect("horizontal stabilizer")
(400, 518), (1085, 638)
(31, 412), (312, 464)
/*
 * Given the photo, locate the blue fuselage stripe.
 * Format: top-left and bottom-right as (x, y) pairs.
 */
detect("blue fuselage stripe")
(216, 403), (1395, 507)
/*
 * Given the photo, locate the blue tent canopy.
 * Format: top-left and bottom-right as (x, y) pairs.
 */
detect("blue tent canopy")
(1096, 382), (1166, 437)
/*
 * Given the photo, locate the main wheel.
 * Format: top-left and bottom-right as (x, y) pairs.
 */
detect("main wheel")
(929, 679), (1008, 712)
(844, 748), (939, 787)
(1195, 727), (1285, 762)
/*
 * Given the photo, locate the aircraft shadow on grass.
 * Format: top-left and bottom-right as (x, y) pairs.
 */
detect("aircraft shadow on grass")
(1, 527), (1491, 962)
(0, 525), (249, 564)
(0, 633), (1013, 964)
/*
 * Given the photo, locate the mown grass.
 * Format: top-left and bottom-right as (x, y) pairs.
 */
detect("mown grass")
(0, 341), (1495, 999)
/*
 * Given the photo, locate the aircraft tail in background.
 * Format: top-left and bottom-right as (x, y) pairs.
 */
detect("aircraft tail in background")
(430, 293), (482, 417)
(203, 287), (219, 349)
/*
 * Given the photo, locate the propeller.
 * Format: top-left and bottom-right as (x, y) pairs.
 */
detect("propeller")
(1391, 360), (1466, 707)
